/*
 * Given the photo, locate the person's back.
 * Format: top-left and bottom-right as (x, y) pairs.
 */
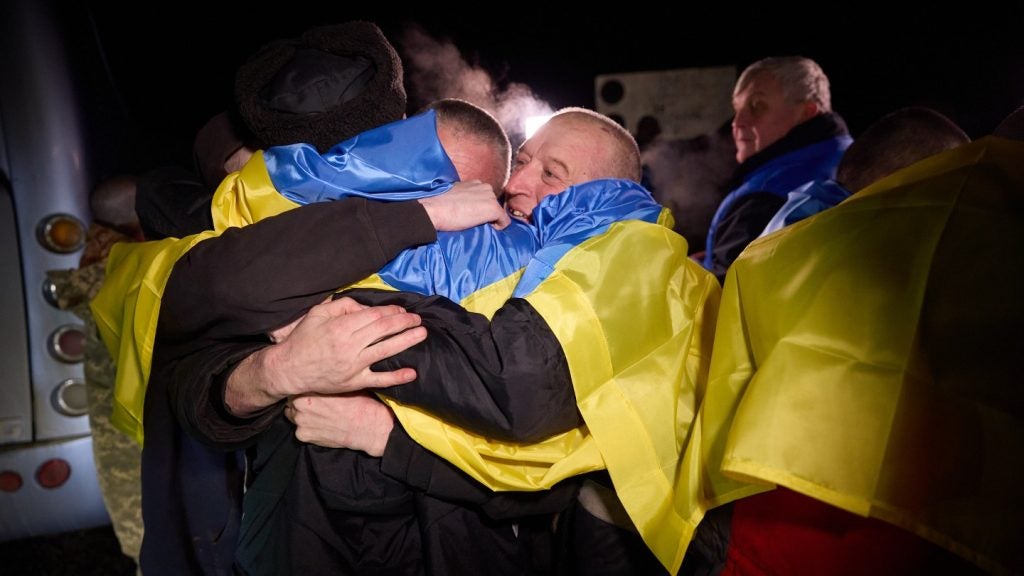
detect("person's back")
(204, 101), (542, 316)
(690, 107), (1020, 574)
(760, 106), (971, 236)
(109, 20), (412, 576)
(702, 56), (852, 282)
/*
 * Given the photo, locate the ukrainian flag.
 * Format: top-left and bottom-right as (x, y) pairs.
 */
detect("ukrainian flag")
(384, 180), (720, 573)
(92, 109), (468, 443)
(692, 136), (1024, 574)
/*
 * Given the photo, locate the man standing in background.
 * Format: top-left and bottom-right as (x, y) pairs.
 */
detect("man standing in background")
(702, 56), (852, 282)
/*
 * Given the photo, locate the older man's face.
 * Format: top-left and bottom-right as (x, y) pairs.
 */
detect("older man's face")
(503, 118), (611, 223)
(731, 71), (813, 164)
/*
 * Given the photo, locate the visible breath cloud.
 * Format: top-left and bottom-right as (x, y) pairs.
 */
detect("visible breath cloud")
(397, 24), (736, 251)
(398, 24), (553, 149)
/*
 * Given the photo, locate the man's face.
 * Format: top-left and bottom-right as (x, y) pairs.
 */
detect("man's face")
(438, 127), (505, 195)
(504, 118), (611, 222)
(731, 71), (813, 164)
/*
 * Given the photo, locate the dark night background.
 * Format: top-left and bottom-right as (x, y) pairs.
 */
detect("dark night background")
(79, 5), (1024, 177)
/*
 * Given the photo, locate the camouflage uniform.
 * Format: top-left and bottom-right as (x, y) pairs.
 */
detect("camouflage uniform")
(48, 223), (143, 569)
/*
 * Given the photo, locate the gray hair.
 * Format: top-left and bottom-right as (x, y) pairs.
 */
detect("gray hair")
(549, 107), (642, 182)
(424, 98), (511, 187)
(735, 56), (832, 113)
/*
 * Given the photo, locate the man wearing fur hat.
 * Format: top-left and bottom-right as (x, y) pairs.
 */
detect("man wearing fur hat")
(135, 20), (406, 240)
(124, 20), (412, 576)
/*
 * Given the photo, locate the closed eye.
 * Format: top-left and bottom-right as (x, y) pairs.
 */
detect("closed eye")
(512, 152), (531, 171)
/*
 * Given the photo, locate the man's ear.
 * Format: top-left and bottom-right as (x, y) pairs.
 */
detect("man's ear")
(801, 101), (821, 122)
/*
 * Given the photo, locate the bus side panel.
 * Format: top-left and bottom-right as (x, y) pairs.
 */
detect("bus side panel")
(0, 0), (111, 542)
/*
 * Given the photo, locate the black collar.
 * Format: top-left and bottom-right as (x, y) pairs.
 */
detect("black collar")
(733, 112), (850, 182)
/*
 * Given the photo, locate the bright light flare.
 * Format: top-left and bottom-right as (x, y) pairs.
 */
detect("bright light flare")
(523, 115), (552, 139)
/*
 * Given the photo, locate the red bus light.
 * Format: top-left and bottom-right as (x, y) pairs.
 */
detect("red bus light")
(36, 459), (71, 489)
(0, 470), (23, 492)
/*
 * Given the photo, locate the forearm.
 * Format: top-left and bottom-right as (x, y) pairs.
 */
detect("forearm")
(159, 338), (278, 449)
(160, 198), (436, 345)
(223, 346), (287, 417)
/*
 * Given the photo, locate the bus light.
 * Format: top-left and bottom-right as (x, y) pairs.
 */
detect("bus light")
(37, 213), (86, 253)
(48, 324), (86, 363)
(52, 378), (88, 417)
(36, 459), (71, 489)
(0, 470), (23, 492)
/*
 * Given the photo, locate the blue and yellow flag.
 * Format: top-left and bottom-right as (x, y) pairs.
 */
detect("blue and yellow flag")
(690, 136), (1024, 574)
(384, 179), (720, 574)
(92, 109), (488, 443)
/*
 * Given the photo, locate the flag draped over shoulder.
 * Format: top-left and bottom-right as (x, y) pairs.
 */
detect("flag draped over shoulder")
(691, 136), (1024, 574)
(263, 109), (458, 204)
(384, 179), (721, 574)
(91, 110), (464, 444)
(211, 108), (459, 230)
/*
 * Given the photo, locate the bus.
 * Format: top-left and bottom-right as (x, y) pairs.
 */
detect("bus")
(0, 1), (112, 541)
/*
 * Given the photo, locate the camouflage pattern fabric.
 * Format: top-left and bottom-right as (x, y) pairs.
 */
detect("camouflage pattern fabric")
(48, 224), (143, 568)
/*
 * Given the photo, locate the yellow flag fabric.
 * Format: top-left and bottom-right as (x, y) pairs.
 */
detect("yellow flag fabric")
(388, 215), (720, 573)
(208, 151), (300, 231)
(691, 136), (1024, 574)
(91, 152), (293, 444)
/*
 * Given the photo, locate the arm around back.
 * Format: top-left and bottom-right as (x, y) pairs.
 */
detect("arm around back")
(156, 198), (437, 447)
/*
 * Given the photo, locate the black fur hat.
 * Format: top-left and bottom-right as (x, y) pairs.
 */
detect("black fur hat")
(235, 21), (406, 153)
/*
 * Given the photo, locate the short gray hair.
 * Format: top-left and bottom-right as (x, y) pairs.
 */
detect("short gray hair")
(549, 107), (642, 182)
(735, 56), (832, 112)
(424, 98), (511, 187)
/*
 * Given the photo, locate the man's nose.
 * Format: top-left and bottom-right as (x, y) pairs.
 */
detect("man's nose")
(731, 111), (747, 129)
(504, 167), (529, 197)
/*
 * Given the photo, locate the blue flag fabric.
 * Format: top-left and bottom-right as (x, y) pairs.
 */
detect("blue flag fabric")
(264, 109), (459, 203)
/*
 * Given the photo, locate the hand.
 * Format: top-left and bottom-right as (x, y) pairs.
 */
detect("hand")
(419, 180), (511, 231)
(284, 392), (395, 456)
(225, 297), (426, 416)
(267, 295), (333, 343)
(269, 297), (426, 396)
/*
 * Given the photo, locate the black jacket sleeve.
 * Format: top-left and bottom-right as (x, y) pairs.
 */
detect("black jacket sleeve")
(706, 192), (785, 283)
(381, 425), (579, 518)
(154, 198), (437, 448)
(342, 289), (581, 444)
